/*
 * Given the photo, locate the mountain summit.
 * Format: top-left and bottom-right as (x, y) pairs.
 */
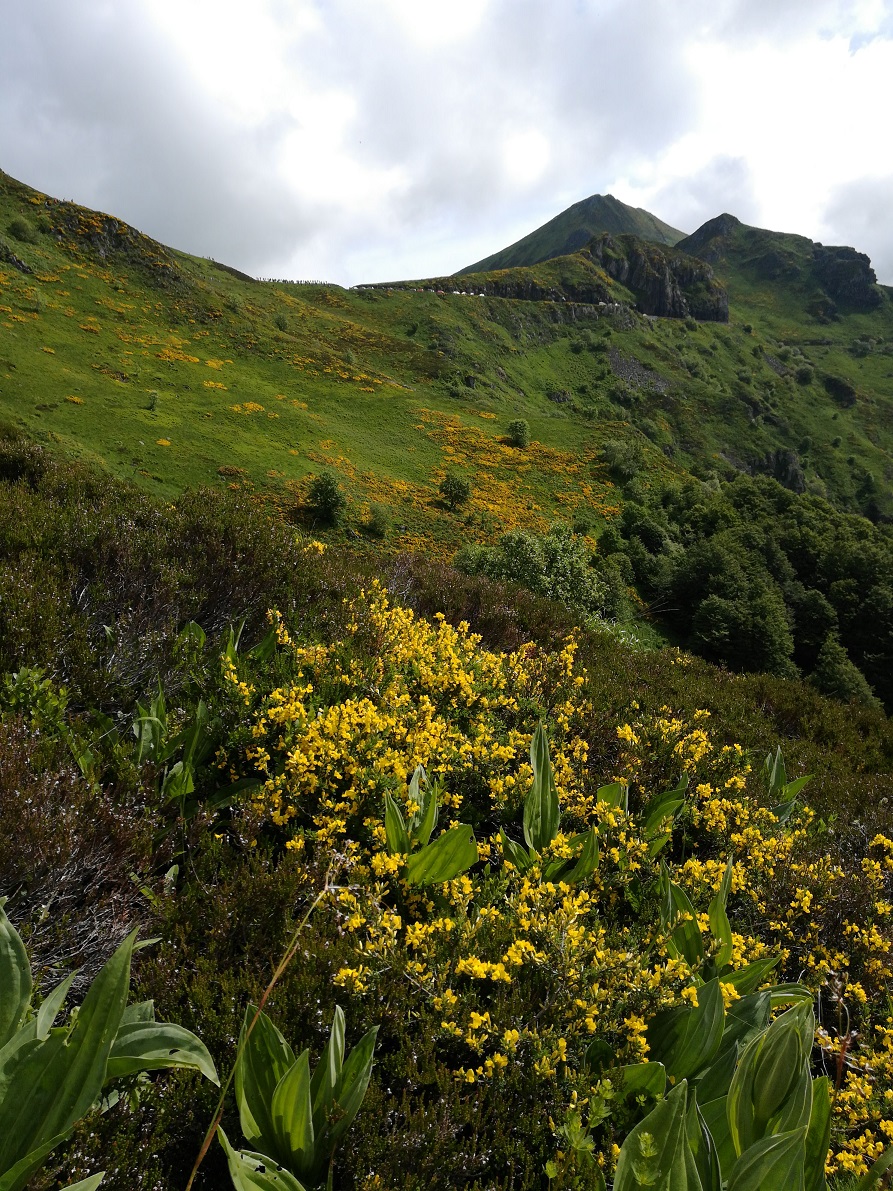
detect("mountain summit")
(461, 193), (685, 274)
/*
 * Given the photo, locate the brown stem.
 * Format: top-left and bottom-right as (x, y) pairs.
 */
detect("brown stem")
(184, 874), (332, 1191)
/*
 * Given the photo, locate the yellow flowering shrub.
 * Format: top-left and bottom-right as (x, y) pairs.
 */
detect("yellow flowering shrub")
(213, 585), (893, 1177)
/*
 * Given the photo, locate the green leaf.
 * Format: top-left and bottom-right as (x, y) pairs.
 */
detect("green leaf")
(0, 1132), (70, 1191)
(687, 1096), (722, 1191)
(561, 826), (600, 884)
(614, 1061), (667, 1101)
(250, 628), (278, 663)
(721, 955), (780, 994)
(235, 1006), (296, 1156)
(728, 1003), (814, 1156)
(764, 747), (787, 798)
(720, 992), (770, 1057)
(699, 1095), (736, 1182)
(660, 864), (705, 968)
(854, 1144), (893, 1189)
(383, 793), (409, 856)
(176, 620), (206, 651)
(404, 825), (477, 886)
(0, 903), (31, 1049)
(647, 978), (724, 1083)
(63, 1176), (106, 1191)
(499, 829), (534, 873)
(218, 1129), (308, 1191)
(324, 1026), (378, 1150)
(310, 1006), (344, 1135)
(0, 929), (135, 1177)
(161, 760), (195, 805)
(727, 1127), (807, 1191)
(35, 969), (78, 1039)
(595, 781), (628, 812)
(695, 1043), (738, 1106)
(804, 1076), (831, 1191)
(707, 860), (734, 970)
(523, 723), (560, 852)
(766, 984), (814, 1008)
(613, 1081), (701, 1191)
(407, 766), (438, 847)
(270, 1051), (315, 1174)
(105, 1020), (219, 1084)
(643, 774), (689, 837)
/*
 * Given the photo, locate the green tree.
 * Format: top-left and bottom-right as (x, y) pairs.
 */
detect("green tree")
(811, 634), (880, 708)
(506, 418), (530, 449)
(439, 473), (471, 511)
(307, 471), (346, 525)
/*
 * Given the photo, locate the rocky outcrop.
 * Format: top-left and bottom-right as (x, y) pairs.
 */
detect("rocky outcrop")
(584, 234), (729, 321)
(812, 245), (881, 310)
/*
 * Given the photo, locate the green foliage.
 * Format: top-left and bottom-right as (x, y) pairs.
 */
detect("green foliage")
(599, 438), (643, 483)
(0, 902), (216, 1191)
(306, 473), (346, 526)
(383, 765), (479, 885)
(506, 418), (531, 449)
(439, 472), (471, 510)
(456, 523), (618, 619)
(363, 502), (391, 539)
(227, 1003), (377, 1189)
(6, 216), (37, 244)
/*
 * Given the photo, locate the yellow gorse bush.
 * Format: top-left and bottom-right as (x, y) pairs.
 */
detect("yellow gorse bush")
(219, 584), (893, 1179)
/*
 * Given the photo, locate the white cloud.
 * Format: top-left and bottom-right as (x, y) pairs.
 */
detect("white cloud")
(1, 0), (892, 283)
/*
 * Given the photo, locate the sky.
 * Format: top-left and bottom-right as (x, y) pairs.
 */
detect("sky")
(2, 0), (893, 286)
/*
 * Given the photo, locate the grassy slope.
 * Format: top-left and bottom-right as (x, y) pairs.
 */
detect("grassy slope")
(1, 167), (892, 556)
(462, 192), (686, 272)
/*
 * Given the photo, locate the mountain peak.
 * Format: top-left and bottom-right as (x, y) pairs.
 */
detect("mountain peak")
(461, 193), (686, 274)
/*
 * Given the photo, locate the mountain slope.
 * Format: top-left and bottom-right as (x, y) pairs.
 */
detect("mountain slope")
(462, 193), (685, 273)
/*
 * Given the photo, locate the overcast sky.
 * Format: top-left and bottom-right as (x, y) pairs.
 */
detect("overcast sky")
(3, 0), (893, 285)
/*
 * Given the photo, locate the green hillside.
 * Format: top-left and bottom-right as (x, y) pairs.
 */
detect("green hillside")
(462, 192), (686, 272)
(3, 166), (893, 700)
(3, 166), (893, 1190)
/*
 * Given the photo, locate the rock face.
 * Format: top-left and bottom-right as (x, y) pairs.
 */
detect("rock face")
(812, 245), (881, 310)
(584, 234), (729, 322)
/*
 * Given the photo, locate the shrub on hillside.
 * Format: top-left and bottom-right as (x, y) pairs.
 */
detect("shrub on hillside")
(439, 472), (471, 510)
(505, 418), (530, 449)
(307, 471), (347, 525)
(7, 216), (37, 243)
(599, 438), (643, 483)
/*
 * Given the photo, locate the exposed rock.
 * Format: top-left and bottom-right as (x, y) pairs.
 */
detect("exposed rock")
(812, 245), (881, 310)
(584, 234), (729, 322)
(0, 238), (33, 274)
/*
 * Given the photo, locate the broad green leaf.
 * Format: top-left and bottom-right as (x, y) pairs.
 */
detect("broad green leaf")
(561, 826), (600, 884)
(250, 628), (278, 663)
(595, 781), (628, 811)
(727, 1127), (807, 1191)
(523, 723), (560, 852)
(499, 829), (534, 873)
(722, 955), (780, 994)
(707, 861), (734, 970)
(647, 978), (724, 1083)
(0, 929), (135, 1174)
(105, 1020), (219, 1084)
(687, 1096), (722, 1191)
(728, 1003), (813, 1156)
(0, 902), (31, 1049)
(320, 1025), (378, 1155)
(767, 984), (813, 1008)
(764, 747), (787, 798)
(218, 1129), (308, 1191)
(660, 864), (705, 969)
(699, 1096), (736, 1181)
(804, 1076), (831, 1191)
(614, 1061), (667, 1101)
(407, 766), (439, 848)
(695, 1043), (738, 1106)
(176, 619), (206, 650)
(779, 775), (812, 802)
(404, 825), (477, 886)
(383, 793), (409, 856)
(63, 1176), (106, 1190)
(310, 1006), (345, 1134)
(0, 1132), (70, 1191)
(35, 969), (78, 1039)
(613, 1081), (701, 1191)
(719, 992), (770, 1057)
(235, 1007), (296, 1156)
(643, 774), (689, 837)
(270, 1050), (314, 1174)
(119, 1000), (155, 1026)
(855, 1144), (893, 1189)
(162, 760), (195, 805)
